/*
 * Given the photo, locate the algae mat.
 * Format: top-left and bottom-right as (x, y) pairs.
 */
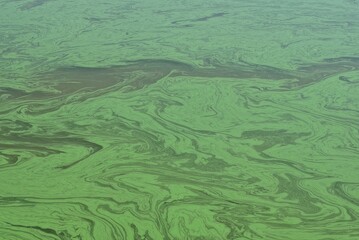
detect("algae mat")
(1, 0), (359, 239)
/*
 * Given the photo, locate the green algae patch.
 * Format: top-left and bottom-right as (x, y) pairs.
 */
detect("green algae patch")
(1, 0), (359, 239)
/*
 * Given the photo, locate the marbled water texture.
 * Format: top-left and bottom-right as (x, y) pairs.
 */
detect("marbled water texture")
(1, 0), (359, 239)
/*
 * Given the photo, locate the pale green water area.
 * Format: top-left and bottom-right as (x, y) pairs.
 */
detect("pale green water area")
(1, 0), (359, 239)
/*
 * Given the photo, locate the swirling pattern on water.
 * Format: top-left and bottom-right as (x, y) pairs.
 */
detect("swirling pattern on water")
(1, 0), (359, 239)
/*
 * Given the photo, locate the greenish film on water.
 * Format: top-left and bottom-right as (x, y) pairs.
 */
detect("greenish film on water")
(1, 0), (359, 239)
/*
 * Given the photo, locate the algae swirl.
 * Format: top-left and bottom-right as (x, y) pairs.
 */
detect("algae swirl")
(1, 0), (359, 239)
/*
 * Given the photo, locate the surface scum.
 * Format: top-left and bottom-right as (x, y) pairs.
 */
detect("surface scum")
(0, 0), (359, 239)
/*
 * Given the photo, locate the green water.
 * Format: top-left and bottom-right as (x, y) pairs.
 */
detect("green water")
(1, 0), (359, 239)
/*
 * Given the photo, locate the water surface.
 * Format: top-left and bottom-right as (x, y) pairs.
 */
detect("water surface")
(1, 0), (359, 239)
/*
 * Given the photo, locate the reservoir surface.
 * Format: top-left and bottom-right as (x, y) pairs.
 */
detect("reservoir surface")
(1, 0), (359, 239)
